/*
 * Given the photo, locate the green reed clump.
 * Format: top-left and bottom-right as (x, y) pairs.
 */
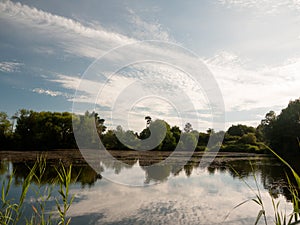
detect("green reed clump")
(225, 143), (300, 225)
(224, 162), (268, 225)
(1, 161), (37, 225)
(55, 163), (75, 225)
(0, 157), (76, 225)
(265, 144), (300, 225)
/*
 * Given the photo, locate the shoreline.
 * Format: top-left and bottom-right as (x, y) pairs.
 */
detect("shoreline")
(0, 149), (272, 163)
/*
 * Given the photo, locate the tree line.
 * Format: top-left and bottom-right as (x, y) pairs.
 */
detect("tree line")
(0, 98), (300, 155)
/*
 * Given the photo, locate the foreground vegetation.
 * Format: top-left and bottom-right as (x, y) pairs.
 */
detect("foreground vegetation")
(0, 157), (75, 225)
(227, 146), (300, 225)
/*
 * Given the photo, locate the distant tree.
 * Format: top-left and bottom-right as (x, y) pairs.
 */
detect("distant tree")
(238, 133), (257, 145)
(206, 128), (215, 135)
(198, 132), (209, 146)
(0, 112), (12, 149)
(261, 110), (276, 126)
(102, 130), (124, 150)
(13, 109), (36, 148)
(139, 127), (151, 140)
(145, 116), (152, 127)
(114, 125), (139, 150)
(148, 119), (168, 150)
(72, 111), (106, 149)
(0, 112), (12, 136)
(184, 122), (193, 133)
(227, 124), (255, 137)
(13, 110), (77, 149)
(160, 130), (176, 151)
(138, 119), (177, 151)
(170, 126), (181, 143)
(179, 132), (197, 150)
(93, 112), (106, 137)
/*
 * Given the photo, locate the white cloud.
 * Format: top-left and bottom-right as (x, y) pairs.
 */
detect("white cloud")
(46, 47), (300, 130)
(50, 61), (216, 132)
(205, 52), (300, 115)
(0, 61), (23, 73)
(0, 1), (134, 59)
(51, 74), (81, 92)
(218, 0), (300, 13)
(0, 1), (174, 60)
(33, 47), (55, 55)
(32, 88), (70, 97)
(126, 8), (172, 42)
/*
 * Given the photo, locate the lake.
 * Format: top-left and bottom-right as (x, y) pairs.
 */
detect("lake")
(0, 150), (296, 225)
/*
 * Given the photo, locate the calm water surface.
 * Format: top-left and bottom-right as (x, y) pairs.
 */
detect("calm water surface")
(0, 150), (296, 225)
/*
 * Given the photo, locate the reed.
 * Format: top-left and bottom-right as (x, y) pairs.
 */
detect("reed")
(225, 143), (300, 225)
(0, 157), (76, 225)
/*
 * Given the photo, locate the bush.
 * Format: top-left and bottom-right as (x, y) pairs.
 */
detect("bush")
(221, 143), (261, 153)
(238, 133), (257, 145)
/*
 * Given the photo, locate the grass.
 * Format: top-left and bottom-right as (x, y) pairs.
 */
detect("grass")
(0, 157), (76, 225)
(224, 142), (300, 225)
(224, 163), (268, 224)
(264, 144), (300, 225)
(0, 160), (37, 225)
(55, 163), (75, 225)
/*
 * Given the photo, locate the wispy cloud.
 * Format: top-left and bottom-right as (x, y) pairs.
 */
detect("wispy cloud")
(0, 61), (23, 73)
(49, 48), (300, 129)
(218, 0), (300, 13)
(0, 1), (173, 60)
(205, 52), (300, 113)
(49, 60), (215, 131)
(126, 8), (172, 42)
(0, 1), (134, 59)
(32, 88), (71, 98)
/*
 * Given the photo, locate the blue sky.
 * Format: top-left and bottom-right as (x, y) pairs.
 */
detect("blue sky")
(1, 0), (300, 131)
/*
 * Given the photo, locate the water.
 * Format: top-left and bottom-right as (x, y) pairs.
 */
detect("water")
(0, 150), (296, 225)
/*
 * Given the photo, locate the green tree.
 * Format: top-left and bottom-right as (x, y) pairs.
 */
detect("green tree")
(179, 132), (197, 151)
(94, 112), (106, 137)
(72, 111), (106, 149)
(145, 116), (152, 127)
(160, 129), (176, 151)
(197, 132), (209, 147)
(261, 99), (300, 154)
(184, 122), (193, 133)
(102, 129), (124, 150)
(14, 110), (77, 149)
(138, 119), (176, 150)
(170, 126), (181, 143)
(238, 133), (257, 145)
(227, 124), (255, 137)
(0, 112), (12, 136)
(0, 112), (12, 148)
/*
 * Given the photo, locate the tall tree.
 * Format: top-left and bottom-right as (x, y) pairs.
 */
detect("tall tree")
(261, 99), (300, 154)
(0, 112), (12, 136)
(184, 122), (193, 133)
(0, 112), (12, 149)
(145, 116), (152, 127)
(227, 124), (255, 137)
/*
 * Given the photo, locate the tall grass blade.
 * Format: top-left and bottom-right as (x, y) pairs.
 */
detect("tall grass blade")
(254, 209), (265, 225)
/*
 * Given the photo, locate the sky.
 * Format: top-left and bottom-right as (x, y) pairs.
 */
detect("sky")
(1, 0), (300, 132)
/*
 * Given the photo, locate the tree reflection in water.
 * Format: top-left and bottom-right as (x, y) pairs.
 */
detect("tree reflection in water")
(0, 150), (298, 202)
